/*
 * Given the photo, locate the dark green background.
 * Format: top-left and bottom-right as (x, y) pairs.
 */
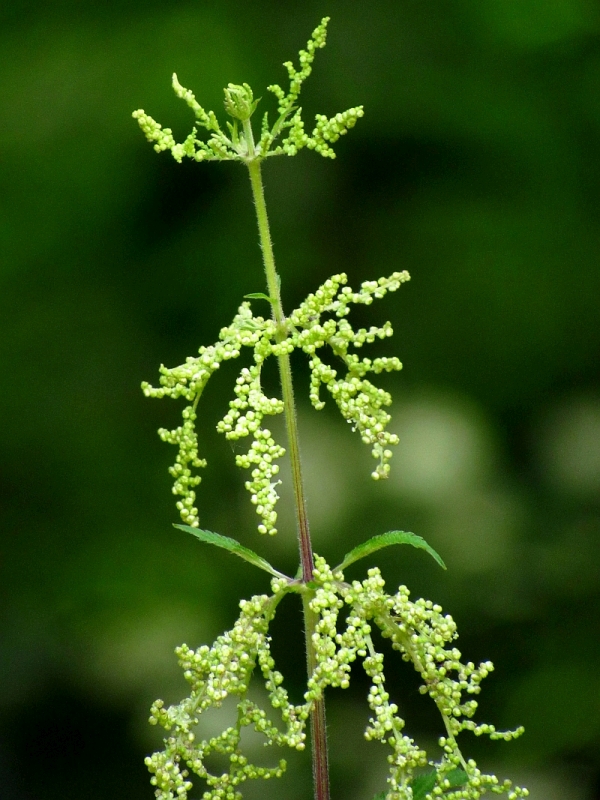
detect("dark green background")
(2, 1), (600, 798)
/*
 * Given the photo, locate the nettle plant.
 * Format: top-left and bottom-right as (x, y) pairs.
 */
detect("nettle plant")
(134, 18), (528, 800)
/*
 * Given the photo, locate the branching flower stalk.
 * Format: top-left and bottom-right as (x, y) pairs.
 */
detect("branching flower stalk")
(134, 17), (528, 800)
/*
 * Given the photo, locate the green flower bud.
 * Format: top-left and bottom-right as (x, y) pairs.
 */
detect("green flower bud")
(223, 82), (258, 121)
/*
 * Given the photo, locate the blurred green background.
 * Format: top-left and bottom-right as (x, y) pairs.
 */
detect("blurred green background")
(2, 1), (600, 798)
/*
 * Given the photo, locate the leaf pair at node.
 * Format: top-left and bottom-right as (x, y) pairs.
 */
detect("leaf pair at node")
(175, 524), (446, 580)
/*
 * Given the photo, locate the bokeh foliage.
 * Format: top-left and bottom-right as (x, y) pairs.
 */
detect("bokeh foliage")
(1, 1), (600, 798)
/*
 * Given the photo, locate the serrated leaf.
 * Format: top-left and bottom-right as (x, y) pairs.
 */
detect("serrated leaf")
(334, 531), (446, 573)
(410, 770), (437, 800)
(174, 524), (289, 579)
(244, 292), (274, 303)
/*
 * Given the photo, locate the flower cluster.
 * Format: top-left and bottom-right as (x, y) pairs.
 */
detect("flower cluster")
(147, 558), (527, 800)
(141, 311), (249, 527)
(215, 327), (286, 535)
(290, 271), (410, 479)
(145, 588), (308, 800)
(339, 567), (527, 799)
(132, 18), (363, 165)
(143, 273), (408, 531)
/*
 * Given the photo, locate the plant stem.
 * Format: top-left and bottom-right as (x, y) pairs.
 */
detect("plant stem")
(246, 155), (331, 800)
(246, 158), (312, 577)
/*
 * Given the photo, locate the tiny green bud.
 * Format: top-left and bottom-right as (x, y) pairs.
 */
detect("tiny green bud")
(223, 82), (258, 121)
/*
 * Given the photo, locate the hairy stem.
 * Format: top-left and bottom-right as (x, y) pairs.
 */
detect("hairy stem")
(247, 156), (331, 800)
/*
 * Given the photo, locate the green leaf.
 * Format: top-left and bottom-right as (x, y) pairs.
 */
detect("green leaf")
(174, 524), (289, 579)
(445, 768), (468, 788)
(244, 292), (274, 303)
(410, 770), (437, 800)
(407, 767), (468, 799)
(371, 793), (387, 800)
(334, 531), (446, 573)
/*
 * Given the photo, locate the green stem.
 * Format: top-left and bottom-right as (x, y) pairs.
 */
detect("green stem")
(246, 155), (331, 800)
(246, 158), (312, 575)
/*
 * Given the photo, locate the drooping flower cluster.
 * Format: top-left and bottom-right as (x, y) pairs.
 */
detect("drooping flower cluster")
(337, 565), (527, 799)
(145, 589), (306, 800)
(132, 17), (364, 165)
(146, 557), (528, 800)
(141, 318), (249, 527)
(142, 272), (408, 533)
(290, 271), (410, 480)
